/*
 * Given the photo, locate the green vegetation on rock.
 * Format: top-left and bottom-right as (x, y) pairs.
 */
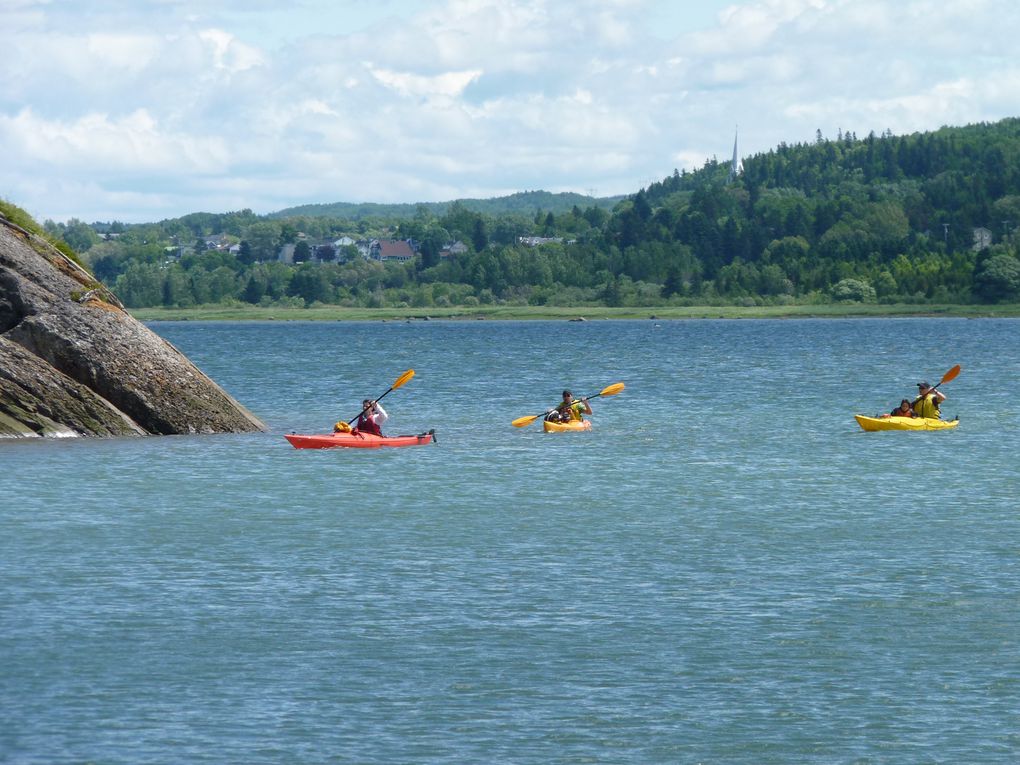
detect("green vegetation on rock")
(0, 199), (86, 267)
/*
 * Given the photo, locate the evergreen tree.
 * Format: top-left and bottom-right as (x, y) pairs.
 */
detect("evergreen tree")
(471, 218), (488, 252)
(237, 240), (255, 265)
(293, 240), (311, 263)
(243, 275), (265, 304)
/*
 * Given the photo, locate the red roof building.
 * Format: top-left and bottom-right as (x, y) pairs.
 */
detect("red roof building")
(372, 239), (416, 262)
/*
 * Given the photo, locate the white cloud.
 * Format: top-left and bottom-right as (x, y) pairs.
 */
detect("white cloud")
(1, 0), (1019, 222)
(197, 29), (265, 73)
(2, 108), (231, 170)
(787, 71), (1020, 135)
(85, 33), (160, 73)
(369, 67), (483, 99)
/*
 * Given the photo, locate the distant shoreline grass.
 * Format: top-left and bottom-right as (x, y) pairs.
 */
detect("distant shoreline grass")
(129, 303), (1020, 322)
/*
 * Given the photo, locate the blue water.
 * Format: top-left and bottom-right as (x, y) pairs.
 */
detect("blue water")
(2, 318), (1019, 763)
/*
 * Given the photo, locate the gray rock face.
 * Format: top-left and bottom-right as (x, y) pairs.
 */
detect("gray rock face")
(0, 216), (266, 438)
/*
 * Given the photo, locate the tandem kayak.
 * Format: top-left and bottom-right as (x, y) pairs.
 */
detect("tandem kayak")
(854, 415), (959, 432)
(543, 419), (592, 433)
(285, 429), (436, 449)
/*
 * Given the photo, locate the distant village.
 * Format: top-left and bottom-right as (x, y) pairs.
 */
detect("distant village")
(152, 226), (999, 265)
(153, 233), (571, 264)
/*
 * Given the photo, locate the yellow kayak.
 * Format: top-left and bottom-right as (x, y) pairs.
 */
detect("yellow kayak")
(854, 415), (959, 432)
(543, 419), (592, 433)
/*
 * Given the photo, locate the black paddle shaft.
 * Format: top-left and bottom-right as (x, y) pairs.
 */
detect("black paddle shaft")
(346, 382), (402, 427)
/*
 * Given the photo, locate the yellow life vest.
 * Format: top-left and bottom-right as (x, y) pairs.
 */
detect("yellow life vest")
(555, 401), (585, 421)
(912, 394), (941, 419)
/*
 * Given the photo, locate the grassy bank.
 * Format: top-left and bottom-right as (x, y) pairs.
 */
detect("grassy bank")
(128, 303), (1020, 322)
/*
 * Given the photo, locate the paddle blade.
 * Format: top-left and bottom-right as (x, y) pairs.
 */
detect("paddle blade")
(939, 364), (961, 386)
(598, 382), (625, 397)
(511, 414), (541, 428)
(392, 369), (415, 390)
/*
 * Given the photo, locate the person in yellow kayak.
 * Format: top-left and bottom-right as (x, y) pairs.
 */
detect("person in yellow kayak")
(335, 399), (388, 435)
(546, 389), (592, 424)
(911, 381), (946, 419)
(883, 398), (917, 418)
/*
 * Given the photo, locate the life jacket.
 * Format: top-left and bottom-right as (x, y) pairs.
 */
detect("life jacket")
(354, 414), (382, 435)
(557, 401), (584, 421)
(912, 394), (941, 419)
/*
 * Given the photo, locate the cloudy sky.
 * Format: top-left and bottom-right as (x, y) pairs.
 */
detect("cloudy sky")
(2, 0), (1018, 224)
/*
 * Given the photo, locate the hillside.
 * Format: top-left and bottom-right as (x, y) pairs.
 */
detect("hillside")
(50, 117), (1020, 310)
(609, 118), (1020, 304)
(269, 190), (624, 220)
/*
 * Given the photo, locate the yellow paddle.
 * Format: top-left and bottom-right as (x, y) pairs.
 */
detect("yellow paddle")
(336, 369), (415, 432)
(512, 382), (625, 428)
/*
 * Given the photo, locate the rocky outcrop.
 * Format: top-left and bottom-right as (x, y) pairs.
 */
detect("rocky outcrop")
(0, 215), (266, 438)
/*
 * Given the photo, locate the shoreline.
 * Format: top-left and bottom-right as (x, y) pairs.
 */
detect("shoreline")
(129, 303), (1020, 322)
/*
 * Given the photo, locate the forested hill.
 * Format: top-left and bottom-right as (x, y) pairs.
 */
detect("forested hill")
(615, 117), (1020, 303)
(47, 117), (1020, 309)
(271, 190), (624, 220)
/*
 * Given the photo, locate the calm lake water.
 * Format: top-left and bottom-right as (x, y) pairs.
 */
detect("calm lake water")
(3, 318), (1019, 764)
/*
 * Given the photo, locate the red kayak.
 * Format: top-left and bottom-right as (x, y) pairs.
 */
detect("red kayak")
(285, 429), (436, 449)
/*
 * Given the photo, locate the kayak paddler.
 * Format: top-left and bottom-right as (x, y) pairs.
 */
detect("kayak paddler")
(335, 399), (388, 435)
(545, 389), (592, 423)
(911, 381), (945, 419)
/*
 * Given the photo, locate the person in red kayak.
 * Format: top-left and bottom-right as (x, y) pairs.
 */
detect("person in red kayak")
(351, 399), (388, 435)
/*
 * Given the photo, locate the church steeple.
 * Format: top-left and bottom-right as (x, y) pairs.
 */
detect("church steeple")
(728, 126), (741, 181)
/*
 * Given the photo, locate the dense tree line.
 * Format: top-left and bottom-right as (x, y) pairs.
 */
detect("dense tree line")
(56, 118), (1020, 309)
